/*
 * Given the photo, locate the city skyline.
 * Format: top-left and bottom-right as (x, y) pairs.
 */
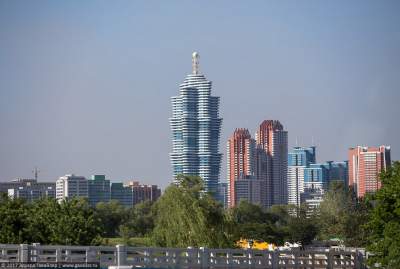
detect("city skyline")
(1, 1), (400, 189)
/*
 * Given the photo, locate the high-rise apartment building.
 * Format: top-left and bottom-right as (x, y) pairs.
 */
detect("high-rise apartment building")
(227, 128), (256, 207)
(287, 146), (316, 206)
(287, 146), (348, 210)
(56, 174), (88, 202)
(256, 120), (288, 205)
(88, 175), (111, 206)
(170, 52), (222, 195)
(302, 161), (348, 211)
(348, 146), (391, 198)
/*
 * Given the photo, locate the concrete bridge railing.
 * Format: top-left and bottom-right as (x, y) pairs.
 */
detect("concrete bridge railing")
(0, 243), (366, 269)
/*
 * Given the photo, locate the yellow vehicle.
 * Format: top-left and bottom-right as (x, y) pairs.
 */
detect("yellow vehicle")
(236, 238), (276, 250)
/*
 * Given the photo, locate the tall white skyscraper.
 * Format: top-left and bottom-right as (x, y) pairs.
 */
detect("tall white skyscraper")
(170, 52), (222, 195)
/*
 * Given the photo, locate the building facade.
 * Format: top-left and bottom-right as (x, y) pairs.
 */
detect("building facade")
(3, 178), (56, 202)
(217, 182), (228, 208)
(8, 185), (55, 202)
(256, 120), (288, 206)
(56, 174), (88, 202)
(110, 183), (133, 207)
(348, 146), (391, 198)
(287, 146), (349, 210)
(110, 181), (161, 207)
(287, 146), (316, 206)
(227, 128), (256, 207)
(170, 52), (222, 196)
(88, 175), (111, 206)
(126, 181), (161, 206)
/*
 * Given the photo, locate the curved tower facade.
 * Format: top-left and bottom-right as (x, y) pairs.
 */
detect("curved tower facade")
(170, 52), (222, 195)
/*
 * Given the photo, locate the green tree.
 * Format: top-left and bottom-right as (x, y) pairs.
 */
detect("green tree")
(151, 175), (231, 248)
(318, 181), (352, 240)
(129, 201), (155, 236)
(229, 201), (279, 244)
(26, 198), (61, 244)
(285, 205), (318, 246)
(366, 161), (400, 268)
(0, 194), (29, 243)
(52, 198), (103, 245)
(0, 195), (103, 245)
(95, 200), (128, 237)
(317, 181), (369, 247)
(230, 202), (317, 246)
(117, 200), (155, 243)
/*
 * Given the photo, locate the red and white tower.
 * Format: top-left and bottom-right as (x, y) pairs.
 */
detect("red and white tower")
(348, 145), (391, 198)
(227, 128), (255, 207)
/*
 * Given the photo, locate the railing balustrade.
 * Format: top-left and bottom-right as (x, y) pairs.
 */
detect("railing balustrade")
(0, 244), (366, 269)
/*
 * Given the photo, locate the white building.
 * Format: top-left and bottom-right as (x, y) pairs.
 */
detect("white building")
(56, 174), (88, 202)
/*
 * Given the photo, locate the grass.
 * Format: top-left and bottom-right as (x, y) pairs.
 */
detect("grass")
(101, 237), (152, 247)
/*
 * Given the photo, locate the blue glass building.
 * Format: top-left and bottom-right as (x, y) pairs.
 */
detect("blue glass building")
(304, 164), (330, 190)
(304, 161), (348, 190)
(288, 146), (316, 166)
(88, 174), (110, 206)
(288, 146), (348, 208)
(287, 146), (316, 206)
(170, 52), (222, 195)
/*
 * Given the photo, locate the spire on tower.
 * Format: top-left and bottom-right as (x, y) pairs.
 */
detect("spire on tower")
(192, 51), (200, 74)
(32, 167), (40, 181)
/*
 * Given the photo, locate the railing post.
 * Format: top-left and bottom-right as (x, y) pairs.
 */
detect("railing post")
(327, 249), (333, 269)
(200, 247), (209, 269)
(116, 245), (127, 267)
(272, 250), (279, 269)
(32, 243), (40, 262)
(226, 249), (232, 267)
(249, 249), (255, 268)
(56, 247), (62, 263)
(19, 244), (29, 262)
(86, 247), (97, 263)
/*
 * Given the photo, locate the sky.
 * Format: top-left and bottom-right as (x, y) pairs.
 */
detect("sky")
(0, 1), (399, 188)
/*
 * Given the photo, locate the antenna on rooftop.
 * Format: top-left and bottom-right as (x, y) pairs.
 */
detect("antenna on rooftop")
(32, 167), (40, 181)
(312, 136), (315, 147)
(295, 137), (298, 147)
(192, 52), (200, 74)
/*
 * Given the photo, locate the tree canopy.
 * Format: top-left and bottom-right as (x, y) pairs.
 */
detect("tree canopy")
(151, 175), (232, 248)
(0, 194), (102, 245)
(366, 161), (400, 268)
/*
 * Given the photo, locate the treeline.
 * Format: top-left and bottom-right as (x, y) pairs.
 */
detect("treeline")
(1, 162), (399, 267)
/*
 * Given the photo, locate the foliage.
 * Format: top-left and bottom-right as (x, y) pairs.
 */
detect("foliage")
(229, 201), (317, 246)
(0, 193), (30, 243)
(317, 181), (369, 247)
(151, 175), (232, 248)
(365, 161), (400, 268)
(285, 205), (318, 246)
(119, 200), (155, 238)
(0, 195), (103, 245)
(318, 181), (351, 240)
(95, 200), (128, 237)
(102, 237), (152, 247)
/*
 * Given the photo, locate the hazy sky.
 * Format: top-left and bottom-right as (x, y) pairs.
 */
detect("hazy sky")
(1, 1), (399, 188)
